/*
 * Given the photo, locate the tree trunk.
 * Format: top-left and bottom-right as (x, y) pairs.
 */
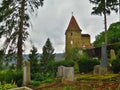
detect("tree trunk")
(119, 0), (120, 21)
(104, 0), (107, 45)
(17, 0), (25, 70)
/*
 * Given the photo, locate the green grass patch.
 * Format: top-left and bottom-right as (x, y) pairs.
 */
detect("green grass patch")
(76, 74), (119, 80)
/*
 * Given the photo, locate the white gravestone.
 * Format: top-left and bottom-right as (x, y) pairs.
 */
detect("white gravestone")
(23, 61), (31, 86)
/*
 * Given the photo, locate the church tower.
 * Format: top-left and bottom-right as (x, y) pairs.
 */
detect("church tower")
(65, 15), (82, 52)
(65, 15), (91, 53)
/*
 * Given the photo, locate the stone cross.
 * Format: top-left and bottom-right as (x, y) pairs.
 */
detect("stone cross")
(23, 61), (31, 86)
(100, 43), (108, 67)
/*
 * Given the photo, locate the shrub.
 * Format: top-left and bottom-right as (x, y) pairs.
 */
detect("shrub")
(30, 80), (41, 86)
(111, 49), (120, 73)
(0, 83), (17, 89)
(0, 71), (22, 87)
(31, 72), (54, 82)
(78, 58), (100, 73)
(111, 59), (120, 73)
(47, 60), (74, 76)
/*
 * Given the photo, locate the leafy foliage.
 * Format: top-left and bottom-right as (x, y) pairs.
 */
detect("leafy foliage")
(89, 0), (118, 16)
(29, 45), (40, 74)
(0, 71), (22, 87)
(111, 49), (120, 73)
(40, 38), (55, 74)
(0, 49), (5, 70)
(0, 83), (17, 90)
(107, 22), (120, 43)
(93, 22), (120, 46)
(78, 56), (100, 73)
(65, 47), (80, 61)
(47, 60), (74, 76)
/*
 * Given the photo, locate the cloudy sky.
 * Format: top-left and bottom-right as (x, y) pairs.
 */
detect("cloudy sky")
(1, 0), (119, 54)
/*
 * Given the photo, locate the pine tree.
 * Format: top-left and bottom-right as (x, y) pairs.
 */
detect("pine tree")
(0, 0), (44, 70)
(40, 38), (55, 73)
(29, 45), (40, 74)
(0, 49), (5, 70)
(89, 0), (119, 44)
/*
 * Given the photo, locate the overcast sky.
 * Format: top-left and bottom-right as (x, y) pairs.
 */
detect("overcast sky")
(0, 0), (119, 54)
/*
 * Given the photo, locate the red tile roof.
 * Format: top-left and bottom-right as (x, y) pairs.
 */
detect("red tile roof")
(67, 15), (82, 31)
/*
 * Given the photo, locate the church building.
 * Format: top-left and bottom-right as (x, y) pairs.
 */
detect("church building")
(65, 15), (92, 52)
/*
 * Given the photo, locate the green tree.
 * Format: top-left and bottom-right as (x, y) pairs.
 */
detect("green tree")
(0, 49), (5, 70)
(107, 22), (120, 43)
(65, 47), (80, 61)
(4, 53), (17, 70)
(0, 0), (44, 70)
(40, 38), (55, 74)
(93, 21), (120, 46)
(89, 0), (119, 44)
(29, 45), (40, 74)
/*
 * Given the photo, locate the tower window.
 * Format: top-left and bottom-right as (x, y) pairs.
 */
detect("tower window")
(70, 40), (73, 45)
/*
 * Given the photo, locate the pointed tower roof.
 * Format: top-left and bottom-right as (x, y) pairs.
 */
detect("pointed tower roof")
(67, 15), (82, 31)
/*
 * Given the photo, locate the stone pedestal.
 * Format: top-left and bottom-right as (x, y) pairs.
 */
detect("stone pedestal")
(93, 65), (108, 75)
(23, 61), (30, 86)
(57, 66), (74, 82)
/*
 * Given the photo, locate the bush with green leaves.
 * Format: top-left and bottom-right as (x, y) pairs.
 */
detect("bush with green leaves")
(47, 60), (74, 76)
(0, 83), (17, 90)
(30, 80), (41, 86)
(111, 50), (120, 73)
(0, 71), (22, 87)
(78, 57), (100, 73)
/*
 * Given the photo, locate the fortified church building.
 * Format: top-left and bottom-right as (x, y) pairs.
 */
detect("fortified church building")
(65, 15), (92, 52)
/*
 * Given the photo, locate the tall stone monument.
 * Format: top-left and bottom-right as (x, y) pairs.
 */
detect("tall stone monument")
(94, 43), (108, 75)
(23, 61), (31, 86)
(100, 43), (108, 67)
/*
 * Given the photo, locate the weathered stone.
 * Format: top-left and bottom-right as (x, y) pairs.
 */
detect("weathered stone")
(93, 65), (107, 75)
(100, 43), (108, 67)
(23, 61), (31, 86)
(110, 49), (116, 60)
(57, 65), (64, 77)
(9, 87), (33, 90)
(62, 67), (74, 81)
(57, 66), (74, 81)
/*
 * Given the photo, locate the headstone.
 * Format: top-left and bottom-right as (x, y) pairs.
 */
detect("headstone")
(110, 49), (116, 60)
(23, 61), (31, 86)
(100, 43), (108, 67)
(62, 67), (74, 81)
(57, 66), (74, 82)
(57, 65), (64, 77)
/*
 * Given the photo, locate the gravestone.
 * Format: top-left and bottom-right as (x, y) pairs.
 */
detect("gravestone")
(93, 43), (108, 75)
(23, 61), (31, 86)
(57, 65), (64, 77)
(110, 49), (116, 60)
(57, 66), (74, 81)
(62, 67), (74, 81)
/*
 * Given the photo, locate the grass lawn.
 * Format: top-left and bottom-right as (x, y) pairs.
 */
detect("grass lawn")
(33, 74), (120, 90)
